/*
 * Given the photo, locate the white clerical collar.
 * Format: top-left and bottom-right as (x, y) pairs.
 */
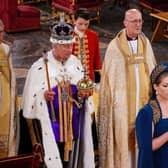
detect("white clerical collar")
(74, 27), (84, 38)
(128, 40), (138, 54)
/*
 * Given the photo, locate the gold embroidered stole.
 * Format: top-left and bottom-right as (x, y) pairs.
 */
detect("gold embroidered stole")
(0, 44), (11, 157)
(117, 31), (150, 150)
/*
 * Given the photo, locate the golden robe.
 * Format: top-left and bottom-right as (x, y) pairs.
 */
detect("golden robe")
(97, 29), (156, 168)
(0, 41), (17, 157)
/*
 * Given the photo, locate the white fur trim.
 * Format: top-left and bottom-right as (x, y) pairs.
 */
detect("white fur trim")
(50, 37), (75, 44)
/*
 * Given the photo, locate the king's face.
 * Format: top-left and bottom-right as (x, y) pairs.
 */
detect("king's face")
(53, 43), (73, 62)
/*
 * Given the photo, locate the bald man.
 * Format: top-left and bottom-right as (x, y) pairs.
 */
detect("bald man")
(97, 9), (156, 168)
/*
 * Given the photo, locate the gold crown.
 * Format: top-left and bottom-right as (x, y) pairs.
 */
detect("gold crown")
(50, 13), (74, 44)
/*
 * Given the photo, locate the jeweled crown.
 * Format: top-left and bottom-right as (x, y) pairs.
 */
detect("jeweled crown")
(50, 13), (74, 44)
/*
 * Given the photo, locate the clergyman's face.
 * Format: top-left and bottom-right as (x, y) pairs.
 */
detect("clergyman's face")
(74, 17), (90, 33)
(124, 11), (143, 37)
(53, 43), (73, 62)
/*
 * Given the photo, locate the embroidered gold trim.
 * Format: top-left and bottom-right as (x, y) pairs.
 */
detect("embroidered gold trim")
(64, 81), (73, 161)
(58, 81), (63, 142)
(73, 33), (90, 76)
(63, 100), (68, 142)
(126, 53), (144, 64)
(0, 58), (9, 67)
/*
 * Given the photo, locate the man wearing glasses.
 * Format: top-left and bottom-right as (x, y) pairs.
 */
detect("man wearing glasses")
(97, 9), (156, 168)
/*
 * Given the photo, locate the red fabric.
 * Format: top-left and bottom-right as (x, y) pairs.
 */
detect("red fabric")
(52, 0), (101, 11)
(72, 29), (102, 81)
(17, 5), (40, 17)
(75, 0), (94, 4)
(0, 0), (40, 32)
(140, 0), (168, 11)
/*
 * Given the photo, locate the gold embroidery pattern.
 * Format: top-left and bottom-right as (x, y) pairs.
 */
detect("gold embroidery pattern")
(0, 135), (8, 157)
(126, 53), (144, 64)
(74, 34), (90, 76)
(0, 58), (8, 67)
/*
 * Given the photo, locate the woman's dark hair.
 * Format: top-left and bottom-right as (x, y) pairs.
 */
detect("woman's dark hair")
(74, 8), (91, 20)
(154, 71), (168, 85)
